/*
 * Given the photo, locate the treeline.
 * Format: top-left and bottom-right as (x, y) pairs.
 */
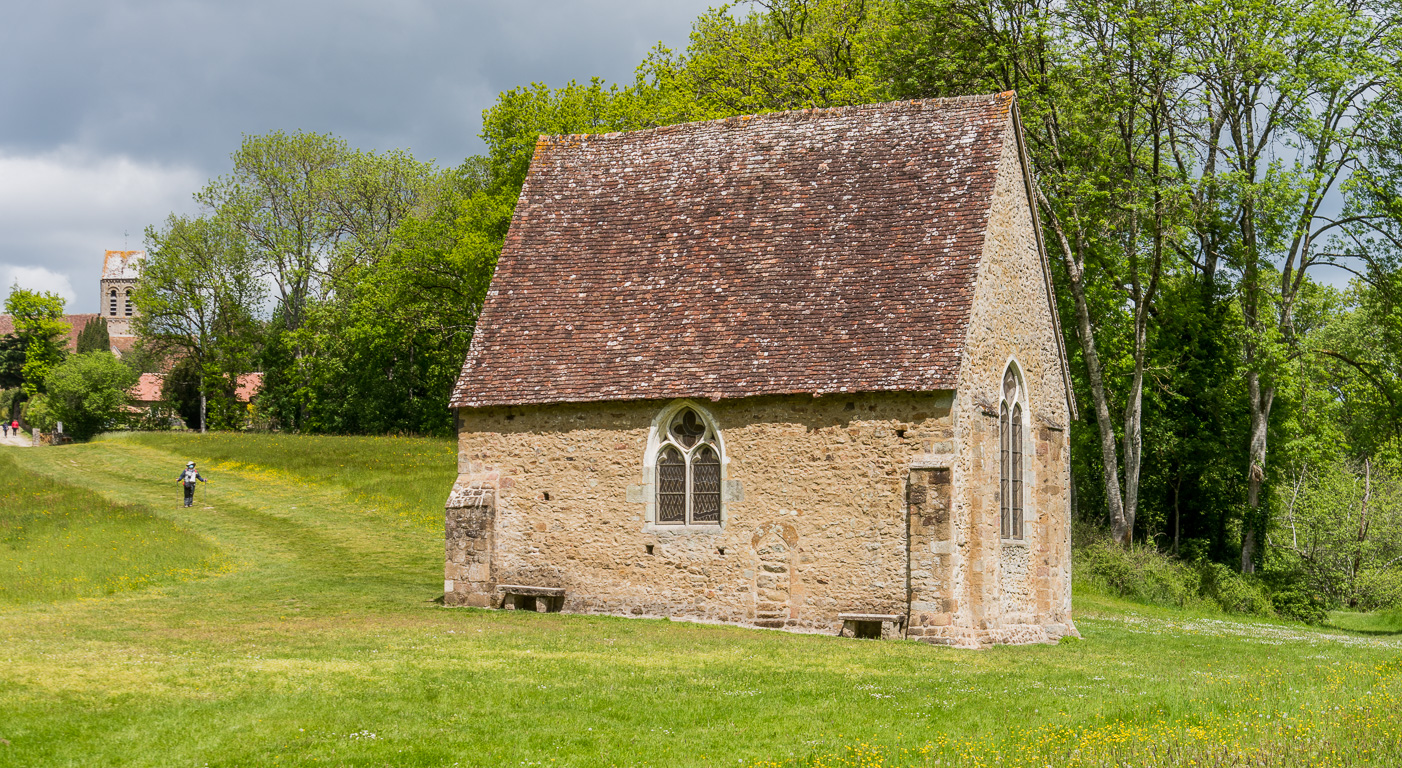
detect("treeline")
(136, 136), (506, 435)
(124, 0), (1402, 601)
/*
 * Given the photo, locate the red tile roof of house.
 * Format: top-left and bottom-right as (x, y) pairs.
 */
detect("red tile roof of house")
(0, 313), (102, 352)
(129, 372), (263, 404)
(451, 94), (1017, 408)
(131, 372), (165, 403)
(0, 313), (144, 357)
(235, 372), (263, 402)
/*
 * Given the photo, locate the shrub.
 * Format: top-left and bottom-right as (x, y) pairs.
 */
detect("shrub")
(1074, 526), (1300, 621)
(21, 393), (55, 432)
(42, 352), (138, 440)
(1271, 587), (1329, 625)
(1075, 537), (1207, 610)
(1354, 569), (1402, 612)
(1198, 562), (1276, 616)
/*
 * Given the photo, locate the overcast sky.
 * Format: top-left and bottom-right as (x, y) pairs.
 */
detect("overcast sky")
(0, 0), (717, 313)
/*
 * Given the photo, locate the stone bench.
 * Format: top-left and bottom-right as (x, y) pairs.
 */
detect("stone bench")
(838, 613), (904, 639)
(497, 584), (565, 613)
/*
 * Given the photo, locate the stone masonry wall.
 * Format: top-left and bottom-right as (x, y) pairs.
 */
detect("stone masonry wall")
(448, 392), (956, 634)
(926, 115), (1076, 646)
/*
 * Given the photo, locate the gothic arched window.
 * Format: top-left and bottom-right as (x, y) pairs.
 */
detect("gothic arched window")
(109, 289), (118, 316)
(656, 407), (722, 525)
(124, 289), (133, 317)
(1000, 365), (1024, 540)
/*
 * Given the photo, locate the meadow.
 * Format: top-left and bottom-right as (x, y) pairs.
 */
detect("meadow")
(1, 433), (1400, 767)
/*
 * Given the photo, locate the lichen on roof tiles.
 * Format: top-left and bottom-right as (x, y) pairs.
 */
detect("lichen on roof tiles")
(452, 94), (1016, 409)
(102, 250), (145, 280)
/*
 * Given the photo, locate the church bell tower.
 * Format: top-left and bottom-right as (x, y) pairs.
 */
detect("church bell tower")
(99, 250), (143, 337)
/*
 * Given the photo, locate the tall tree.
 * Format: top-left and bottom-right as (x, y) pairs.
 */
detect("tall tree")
(137, 214), (264, 432)
(1168, 0), (1402, 571)
(76, 316), (110, 355)
(639, 0), (888, 121)
(198, 131), (350, 335)
(3, 286), (69, 398)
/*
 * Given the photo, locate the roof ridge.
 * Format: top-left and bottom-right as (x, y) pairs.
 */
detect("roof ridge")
(538, 92), (1015, 146)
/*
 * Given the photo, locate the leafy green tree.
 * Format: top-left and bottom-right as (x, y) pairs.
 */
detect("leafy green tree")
(3, 286), (69, 397)
(199, 131), (436, 336)
(76, 316), (110, 354)
(638, 0), (889, 122)
(161, 356), (240, 431)
(192, 131), (437, 430)
(137, 213), (264, 432)
(1164, 0), (1402, 571)
(43, 352), (138, 440)
(0, 334), (24, 390)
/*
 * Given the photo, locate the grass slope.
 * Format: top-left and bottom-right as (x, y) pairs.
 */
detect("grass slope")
(0, 452), (226, 604)
(0, 433), (1399, 767)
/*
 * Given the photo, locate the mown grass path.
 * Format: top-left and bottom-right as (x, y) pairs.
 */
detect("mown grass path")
(2, 435), (1402, 767)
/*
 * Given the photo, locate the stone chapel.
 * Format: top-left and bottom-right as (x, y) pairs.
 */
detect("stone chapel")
(444, 92), (1078, 648)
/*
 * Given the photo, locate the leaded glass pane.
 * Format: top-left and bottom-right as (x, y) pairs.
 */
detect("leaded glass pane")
(1003, 368), (1019, 405)
(657, 447), (686, 523)
(1012, 404), (1023, 539)
(1000, 402), (1010, 538)
(692, 445), (721, 523)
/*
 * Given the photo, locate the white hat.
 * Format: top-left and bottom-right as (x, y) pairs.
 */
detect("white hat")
(187, 461), (195, 467)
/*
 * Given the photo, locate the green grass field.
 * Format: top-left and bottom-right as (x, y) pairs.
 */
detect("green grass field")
(0, 452), (227, 605)
(1, 433), (1400, 767)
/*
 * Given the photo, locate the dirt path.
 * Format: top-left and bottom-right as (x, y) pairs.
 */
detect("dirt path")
(0, 430), (31, 447)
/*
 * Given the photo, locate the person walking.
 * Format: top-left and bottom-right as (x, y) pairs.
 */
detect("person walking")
(2, 422), (7, 437)
(177, 461), (207, 507)
(10, 420), (17, 437)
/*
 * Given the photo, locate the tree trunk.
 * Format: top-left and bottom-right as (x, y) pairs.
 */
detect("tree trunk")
(1352, 459), (1372, 596)
(1173, 474), (1181, 556)
(1037, 192), (1128, 545)
(200, 380), (208, 435)
(1121, 319), (1147, 545)
(1242, 371), (1273, 573)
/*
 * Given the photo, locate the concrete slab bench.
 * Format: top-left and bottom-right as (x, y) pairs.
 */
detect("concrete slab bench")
(497, 584), (565, 613)
(838, 613), (904, 639)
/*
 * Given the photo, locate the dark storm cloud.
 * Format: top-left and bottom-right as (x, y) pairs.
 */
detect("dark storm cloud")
(0, 0), (718, 311)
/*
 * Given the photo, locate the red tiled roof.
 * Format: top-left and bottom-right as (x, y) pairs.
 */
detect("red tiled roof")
(128, 372), (263, 404)
(131, 372), (164, 403)
(109, 335), (138, 357)
(0, 314), (140, 356)
(451, 94), (1016, 408)
(235, 372), (263, 401)
(0, 313), (99, 351)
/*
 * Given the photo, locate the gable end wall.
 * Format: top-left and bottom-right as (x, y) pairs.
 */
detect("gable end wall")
(932, 115), (1075, 645)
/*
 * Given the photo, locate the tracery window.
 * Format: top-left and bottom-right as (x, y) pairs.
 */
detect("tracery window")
(1000, 365), (1024, 540)
(656, 408), (722, 525)
(123, 289), (133, 316)
(109, 289), (118, 316)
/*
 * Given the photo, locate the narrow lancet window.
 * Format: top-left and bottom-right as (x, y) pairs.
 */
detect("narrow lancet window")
(1000, 366), (1025, 540)
(655, 407), (723, 525)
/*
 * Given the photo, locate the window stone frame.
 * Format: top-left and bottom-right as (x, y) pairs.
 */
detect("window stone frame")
(1000, 360), (1030, 542)
(641, 400), (730, 532)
